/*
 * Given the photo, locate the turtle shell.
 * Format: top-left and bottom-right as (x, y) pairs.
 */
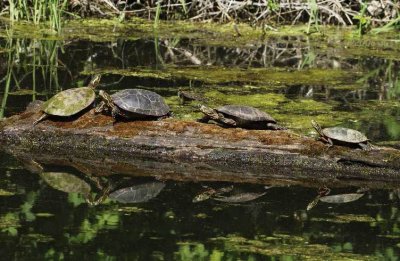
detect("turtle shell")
(322, 127), (368, 143)
(111, 89), (170, 117)
(216, 105), (276, 123)
(43, 87), (95, 116)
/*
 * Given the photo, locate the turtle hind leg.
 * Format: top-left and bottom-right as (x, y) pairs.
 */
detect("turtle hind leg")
(359, 142), (373, 151)
(33, 113), (48, 126)
(267, 123), (287, 130)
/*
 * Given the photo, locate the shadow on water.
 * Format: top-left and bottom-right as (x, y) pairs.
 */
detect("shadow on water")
(0, 25), (400, 259)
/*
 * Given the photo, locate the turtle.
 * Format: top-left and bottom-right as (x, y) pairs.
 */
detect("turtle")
(33, 75), (101, 125)
(95, 89), (170, 120)
(177, 89), (208, 104)
(311, 120), (371, 150)
(198, 104), (286, 130)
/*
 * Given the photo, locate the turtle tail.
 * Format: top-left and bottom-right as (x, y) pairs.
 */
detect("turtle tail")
(33, 113), (48, 126)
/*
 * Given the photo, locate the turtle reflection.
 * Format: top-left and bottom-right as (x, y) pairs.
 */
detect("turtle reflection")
(39, 171), (107, 205)
(40, 172), (92, 196)
(193, 185), (268, 203)
(307, 186), (365, 211)
(109, 182), (165, 203)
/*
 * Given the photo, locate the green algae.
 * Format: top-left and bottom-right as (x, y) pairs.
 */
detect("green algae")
(311, 214), (376, 224)
(209, 234), (378, 260)
(21, 233), (54, 243)
(90, 66), (359, 86)
(117, 206), (151, 213)
(0, 189), (15, 196)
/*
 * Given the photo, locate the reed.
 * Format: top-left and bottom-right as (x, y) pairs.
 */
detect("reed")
(0, 29), (64, 119)
(306, 0), (319, 35)
(153, 0), (161, 29)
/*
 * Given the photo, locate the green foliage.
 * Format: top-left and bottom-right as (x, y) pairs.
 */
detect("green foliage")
(7, 0), (68, 32)
(175, 243), (209, 260)
(354, 3), (371, 36)
(267, 0), (279, 12)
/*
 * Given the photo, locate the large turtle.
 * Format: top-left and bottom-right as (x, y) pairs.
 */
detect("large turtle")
(311, 120), (371, 150)
(95, 89), (170, 120)
(33, 75), (101, 125)
(198, 104), (286, 130)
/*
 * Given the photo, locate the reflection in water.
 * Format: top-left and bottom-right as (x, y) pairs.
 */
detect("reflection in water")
(109, 182), (165, 203)
(1, 152), (400, 259)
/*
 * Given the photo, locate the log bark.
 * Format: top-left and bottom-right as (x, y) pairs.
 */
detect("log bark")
(0, 101), (399, 188)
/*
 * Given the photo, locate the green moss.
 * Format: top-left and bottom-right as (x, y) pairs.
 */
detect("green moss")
(117, 206), (150, 213)
(311, 214), (376, 223)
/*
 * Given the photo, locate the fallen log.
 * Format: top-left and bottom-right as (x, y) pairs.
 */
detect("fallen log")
(0, 101), (400, 188)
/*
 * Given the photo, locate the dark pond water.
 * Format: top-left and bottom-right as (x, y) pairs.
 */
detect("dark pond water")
(1, 23), (400, 259)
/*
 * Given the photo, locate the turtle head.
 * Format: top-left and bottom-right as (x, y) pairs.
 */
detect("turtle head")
(198, 104), (215, 115)
(89, 74), (102, 89)
(311, 120), (323, 135)
(99, 90), (109, 100)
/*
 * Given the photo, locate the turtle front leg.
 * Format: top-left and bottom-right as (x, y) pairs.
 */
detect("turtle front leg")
(218, 114), (237, 127)
(317, 136), (333, 148)
(325, 137), (334, 148)
(94, 101), (106, 114)
(111, 106), (122, 120)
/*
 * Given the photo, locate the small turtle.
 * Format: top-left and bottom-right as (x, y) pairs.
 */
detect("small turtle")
(311, 120), (371, 150)
(198, 104), (286, 130)
(95, 89), (170, 120)
(178, 89), (208, 104)
(33, 75), (101, 125)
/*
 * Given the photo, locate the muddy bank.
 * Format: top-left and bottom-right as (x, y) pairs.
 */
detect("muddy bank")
(0, 102), (399, 187)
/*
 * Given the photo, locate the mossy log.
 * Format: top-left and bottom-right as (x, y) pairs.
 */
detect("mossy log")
(0, 102), (399, 188)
